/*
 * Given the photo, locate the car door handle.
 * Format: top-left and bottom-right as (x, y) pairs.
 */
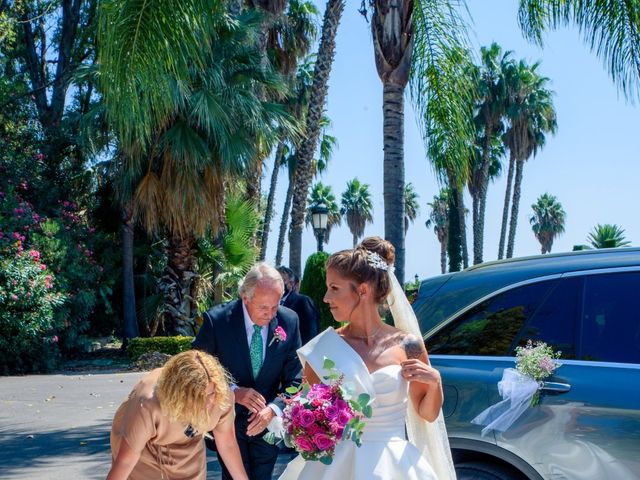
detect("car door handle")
(540, 381), (571, 393)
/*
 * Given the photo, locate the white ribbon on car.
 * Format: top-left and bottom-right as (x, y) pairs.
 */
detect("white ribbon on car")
(471, 368), (540, 437)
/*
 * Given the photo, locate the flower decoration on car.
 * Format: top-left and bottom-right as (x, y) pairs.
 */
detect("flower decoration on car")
(515, 340), (562, 406)
(471, 340), (562, 436)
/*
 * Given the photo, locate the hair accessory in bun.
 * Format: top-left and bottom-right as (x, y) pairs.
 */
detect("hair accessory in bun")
(365, 250), (394, 272)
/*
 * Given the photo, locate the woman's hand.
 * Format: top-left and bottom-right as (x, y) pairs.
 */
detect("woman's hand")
(403, 356), (444, 423)
(400, 358), (442, 388)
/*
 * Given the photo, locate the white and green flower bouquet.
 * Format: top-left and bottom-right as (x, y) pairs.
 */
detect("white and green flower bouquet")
(471, 340), (562, 436)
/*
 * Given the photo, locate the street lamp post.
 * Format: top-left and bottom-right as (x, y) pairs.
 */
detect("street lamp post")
(310, 202), (329, 252)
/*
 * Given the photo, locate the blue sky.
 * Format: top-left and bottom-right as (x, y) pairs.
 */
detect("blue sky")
(264, 1), (640, 279)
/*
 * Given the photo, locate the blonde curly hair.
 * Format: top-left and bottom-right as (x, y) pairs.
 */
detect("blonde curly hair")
(156, 350), (233, 432)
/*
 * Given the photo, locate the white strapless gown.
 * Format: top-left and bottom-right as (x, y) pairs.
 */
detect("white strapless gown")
(278, 328), (437, 480)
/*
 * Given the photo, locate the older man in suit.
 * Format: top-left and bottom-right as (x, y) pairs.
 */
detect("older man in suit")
(277, 266), (320, 345)
(193, 262), (302, 480)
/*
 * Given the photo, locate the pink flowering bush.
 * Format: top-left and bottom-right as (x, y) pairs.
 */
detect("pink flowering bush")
(0, 186), (116, 369)
(0, 242), (65, 374)
(265, 358), (372, 464)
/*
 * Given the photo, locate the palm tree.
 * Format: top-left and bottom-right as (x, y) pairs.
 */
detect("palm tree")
(503, 60), (557, 259)
(305, 182), (341, 244)
(288, 0), (345, 275)
(245, 0), (319, 206)
(274, 113), (337, 265)
(365, 0), (414, 284)
(341, 179), (374, 247)
(360, 0), (473, 284)
(518, 0), (640, 102)
(410, 7), (475, 271)
(426, 189), (449, 274)
(529, 193), (566, 254)
(99, 8), (293, 334)
(471, 43), (512, 264)
(587, 224), (631, 249)
(259, 1), (320, 261)
(404, 183), (420, 234)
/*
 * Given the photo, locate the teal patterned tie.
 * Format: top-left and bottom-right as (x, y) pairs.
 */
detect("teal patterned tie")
(249, 324), (263, 378)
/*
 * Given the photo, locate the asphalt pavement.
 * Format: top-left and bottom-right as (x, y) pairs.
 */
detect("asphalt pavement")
(0, 370), (295, 479)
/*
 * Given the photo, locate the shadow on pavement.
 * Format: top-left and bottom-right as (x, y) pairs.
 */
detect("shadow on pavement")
(0, 421), (112, 479)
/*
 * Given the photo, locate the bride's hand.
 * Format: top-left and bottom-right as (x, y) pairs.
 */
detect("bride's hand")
(400, 359), (441, 387)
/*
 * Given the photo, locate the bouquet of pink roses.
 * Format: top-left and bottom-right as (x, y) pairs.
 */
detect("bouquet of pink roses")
(265, 358), (372, 464)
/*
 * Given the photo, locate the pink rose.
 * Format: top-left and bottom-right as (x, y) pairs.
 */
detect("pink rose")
(299, 409), (316, 428)
(336, 409), (353, 427)
(295, 436), (314, 452)
(313, 433), (335, 451)
(324, 403), (340, 420)
(313, 409), (326, 423)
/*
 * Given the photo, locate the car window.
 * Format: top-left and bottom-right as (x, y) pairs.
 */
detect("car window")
(579, 271), (640, 364)
(427, 280), (556, 355)
(512, 277), (581, 359)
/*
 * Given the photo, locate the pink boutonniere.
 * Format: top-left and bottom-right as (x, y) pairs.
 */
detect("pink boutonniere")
(269, 326), (287, 347)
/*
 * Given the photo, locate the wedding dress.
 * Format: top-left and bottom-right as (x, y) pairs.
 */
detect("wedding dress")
(277, 327), (438, 480)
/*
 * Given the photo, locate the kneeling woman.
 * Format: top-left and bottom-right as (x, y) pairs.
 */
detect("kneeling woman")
(107, 350), (248, 480)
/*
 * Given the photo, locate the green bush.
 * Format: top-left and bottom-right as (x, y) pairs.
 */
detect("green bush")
(127, 336), (194, 360)
(300, 252), (338, 332)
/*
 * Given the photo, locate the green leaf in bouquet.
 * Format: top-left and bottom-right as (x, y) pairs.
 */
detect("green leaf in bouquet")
(301, 383), (310, 395)
(283, 435), (294, 449)
(285, 386), (300, 395)
(323, 357), (336, 370)
(357, 393), (371, 408)
(263, 432), (278, 445)
(362, 405), (373, 418)
(323, 372), (340, 381)
(319, 455), (333, 465)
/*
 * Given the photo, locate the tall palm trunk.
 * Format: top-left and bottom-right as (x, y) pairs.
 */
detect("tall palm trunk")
(457, 187), (469, 269)
(121, 204), (139, 342)
(276, 178), (294, 265)
(372, 0), (413, 285)
(446, 186), (462, 272)
(498, 150), (516, 259)
(506, 158), (525, 258)
(259, 141), (286, 260)
(473, 131), (493, 264)
(439, 233), (447, 274)
(383, 82), (406, 283)
(288, 0), (345, 275)
(160, 235), (198, 336)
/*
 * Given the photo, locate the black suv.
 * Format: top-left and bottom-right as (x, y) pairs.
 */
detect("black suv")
(413, 248), (640, 480)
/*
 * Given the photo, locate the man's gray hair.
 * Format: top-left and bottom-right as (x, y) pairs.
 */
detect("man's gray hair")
(239, 262), (284, 300)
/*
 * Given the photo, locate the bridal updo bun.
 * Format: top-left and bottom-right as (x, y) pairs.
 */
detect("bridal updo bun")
(326, 236), (395, 304)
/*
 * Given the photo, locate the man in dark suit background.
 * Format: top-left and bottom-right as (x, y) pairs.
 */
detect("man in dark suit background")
(276, 266), (320, 345)
(193, 262), (302, 480)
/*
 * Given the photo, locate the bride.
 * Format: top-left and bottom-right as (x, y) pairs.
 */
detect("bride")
(278, 236), (456, 480)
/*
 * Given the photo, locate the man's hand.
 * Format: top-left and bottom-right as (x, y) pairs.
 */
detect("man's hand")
(246, 407), (276, 437)
(234, 387), (267, 413)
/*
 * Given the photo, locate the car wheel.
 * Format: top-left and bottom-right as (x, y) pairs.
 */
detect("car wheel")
(455, 461), (526, 480)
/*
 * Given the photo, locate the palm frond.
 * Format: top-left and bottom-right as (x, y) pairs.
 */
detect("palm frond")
(97, 0), (227, 145)
(518, 0), (640, 101)
(411, 0), (476, 182)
